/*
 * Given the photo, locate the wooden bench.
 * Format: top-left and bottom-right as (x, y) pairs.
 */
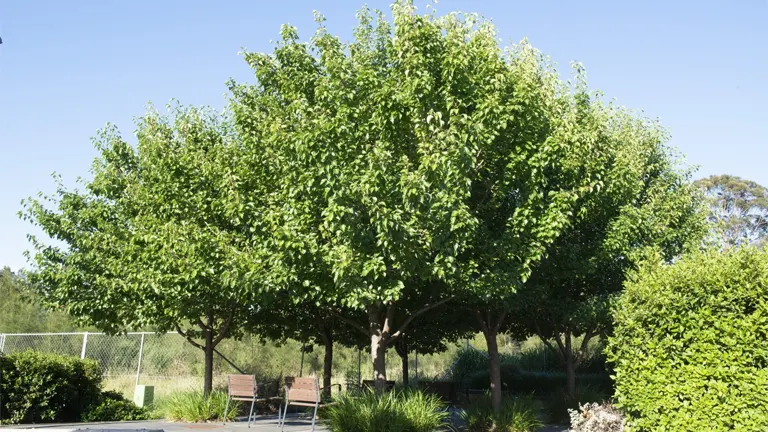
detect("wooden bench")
(224, 374), (264, 428)
(279, 376), (324, 432)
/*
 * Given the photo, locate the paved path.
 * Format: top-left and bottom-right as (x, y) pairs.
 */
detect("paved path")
(0, 415), (326, 432)
(0, 417), (568, 432)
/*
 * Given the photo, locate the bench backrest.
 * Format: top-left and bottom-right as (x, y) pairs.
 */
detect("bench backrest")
(285, 376), (319, 403)
(228, 374), (258, 397)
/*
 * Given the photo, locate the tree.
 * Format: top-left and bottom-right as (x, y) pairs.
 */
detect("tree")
(694, 174), (768, 249)
(230, 2), (620, 409)
(21, 106), (270, 395)
(508, 116), (705, 398)
(0, 268), (76, 334)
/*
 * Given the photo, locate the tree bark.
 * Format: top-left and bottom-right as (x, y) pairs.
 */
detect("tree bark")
(476, 309), (507, 412)
(565, 334), (576, 398)
(395, 335), (409, 386)
(203, 327), (214, 397)
(321, 327), (334, 398)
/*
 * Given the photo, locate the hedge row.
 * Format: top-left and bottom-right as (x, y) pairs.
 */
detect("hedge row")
(0, 351), (148, 424)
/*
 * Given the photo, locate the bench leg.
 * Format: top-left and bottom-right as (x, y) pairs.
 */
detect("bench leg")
(248, 397), (256, 428)
(311, 401), (318, 432)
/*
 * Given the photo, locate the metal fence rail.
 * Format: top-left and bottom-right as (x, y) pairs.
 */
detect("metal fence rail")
(0, 332), (465, 397)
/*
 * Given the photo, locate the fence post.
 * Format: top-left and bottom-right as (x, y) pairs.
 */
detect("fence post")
(0, 334), (5, 353)
(80, 332), (89, 359)
(135, 333), (146, 386)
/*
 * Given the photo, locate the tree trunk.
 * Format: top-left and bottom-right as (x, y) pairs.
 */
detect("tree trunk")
(395, 335), (409, 386)
(484, 329), (502, 412)
(203, 328), (214, 397)
(321, 328), (334, 398)
(564, 333), (577, 399)
(371, 333), (387, 392)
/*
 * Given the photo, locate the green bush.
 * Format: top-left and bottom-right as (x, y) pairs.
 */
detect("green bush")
(466, 368), (612, 397)
(460, 393), (542, 432)
(322, 389), (448, 432)
(607, 249), (768, 431)
(0, 350), (102, 424)
(82, 390), (150, 422)
(156, 390), (239, 422)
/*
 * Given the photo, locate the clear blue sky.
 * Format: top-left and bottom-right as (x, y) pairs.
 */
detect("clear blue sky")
(1, 1), (766, 271)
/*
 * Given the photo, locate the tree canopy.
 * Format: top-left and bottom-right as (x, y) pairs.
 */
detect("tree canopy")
(694, 174), (768, 249)
(21, 106), (271, 394)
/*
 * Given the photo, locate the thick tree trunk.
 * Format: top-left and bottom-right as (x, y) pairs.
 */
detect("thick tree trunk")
(485, 329), (502, 412)
(371, 333), (387, 392)
(565, 350), (577, 399)
(321, 329), (334, 398)
(203, 328), (214, 397)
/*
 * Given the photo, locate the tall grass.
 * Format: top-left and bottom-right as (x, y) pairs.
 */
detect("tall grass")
(460, 394), (542, 432)
(322, 390), (448, 432)
(155, 390), (239, 422)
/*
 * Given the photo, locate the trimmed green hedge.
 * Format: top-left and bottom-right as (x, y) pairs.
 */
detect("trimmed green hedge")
(607, 249), (768, 431)
(466, 366), (613, 397)
(0, 350), (148, 424)
(0, 350), (102, 423)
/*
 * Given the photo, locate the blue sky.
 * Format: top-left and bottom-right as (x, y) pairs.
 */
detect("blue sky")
(1, 0), (766, 271)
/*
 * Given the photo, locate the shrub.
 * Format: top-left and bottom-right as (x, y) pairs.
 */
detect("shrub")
(82, 390), (150, 422)
(156, 390), (239, 422)
(466, 368), (612, 398)
(322, 389), (448, 432)
(460, 393), (542, 432)
(568, 402), (624, 432)
(607, 249), (768, 431)
(0, 350), (102, 424)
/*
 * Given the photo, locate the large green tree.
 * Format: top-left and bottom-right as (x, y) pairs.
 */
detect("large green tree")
(230, 3), (621, 409)
(22, 106), (269, 395)
(508, 125), (704, 397)
(694, 174), (768, 249)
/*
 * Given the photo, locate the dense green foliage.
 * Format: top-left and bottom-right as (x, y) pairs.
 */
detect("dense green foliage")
(21, 106), (270, 394)
(607, 248), (768, 431)
(156, 390), (239, 422)
(695, 174), (768, 248)
(322, 389), (448, 432)
(460, 394), (542, 432)
(0, 267), (76, 333)
(81, 390), (149, 422)
(0, 351), (100, 423)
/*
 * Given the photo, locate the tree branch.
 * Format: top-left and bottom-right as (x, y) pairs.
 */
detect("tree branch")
(493, 308), (509, 333)
(175, 323), (204, 350)
(576, 327), (596, 366)
(332, 311), (369, 336)
(389, 296), (455, 341)
(212, 303), (237, 347)
(535, 321), (564, 363)
(475, 310), (490, 334)
(383, 302), (396, 336)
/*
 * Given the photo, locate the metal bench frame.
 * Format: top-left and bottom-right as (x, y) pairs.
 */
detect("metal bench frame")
(224, 374), (264, 428)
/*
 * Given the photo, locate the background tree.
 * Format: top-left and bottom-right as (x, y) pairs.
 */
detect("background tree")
(508, 114), (705, 398)
(694, 174), (768, 249)
(22, 106), (269, 395)
(0, 267), (76, 334)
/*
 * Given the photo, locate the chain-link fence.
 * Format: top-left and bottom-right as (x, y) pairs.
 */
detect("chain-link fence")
(0, 332), (467, 398)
